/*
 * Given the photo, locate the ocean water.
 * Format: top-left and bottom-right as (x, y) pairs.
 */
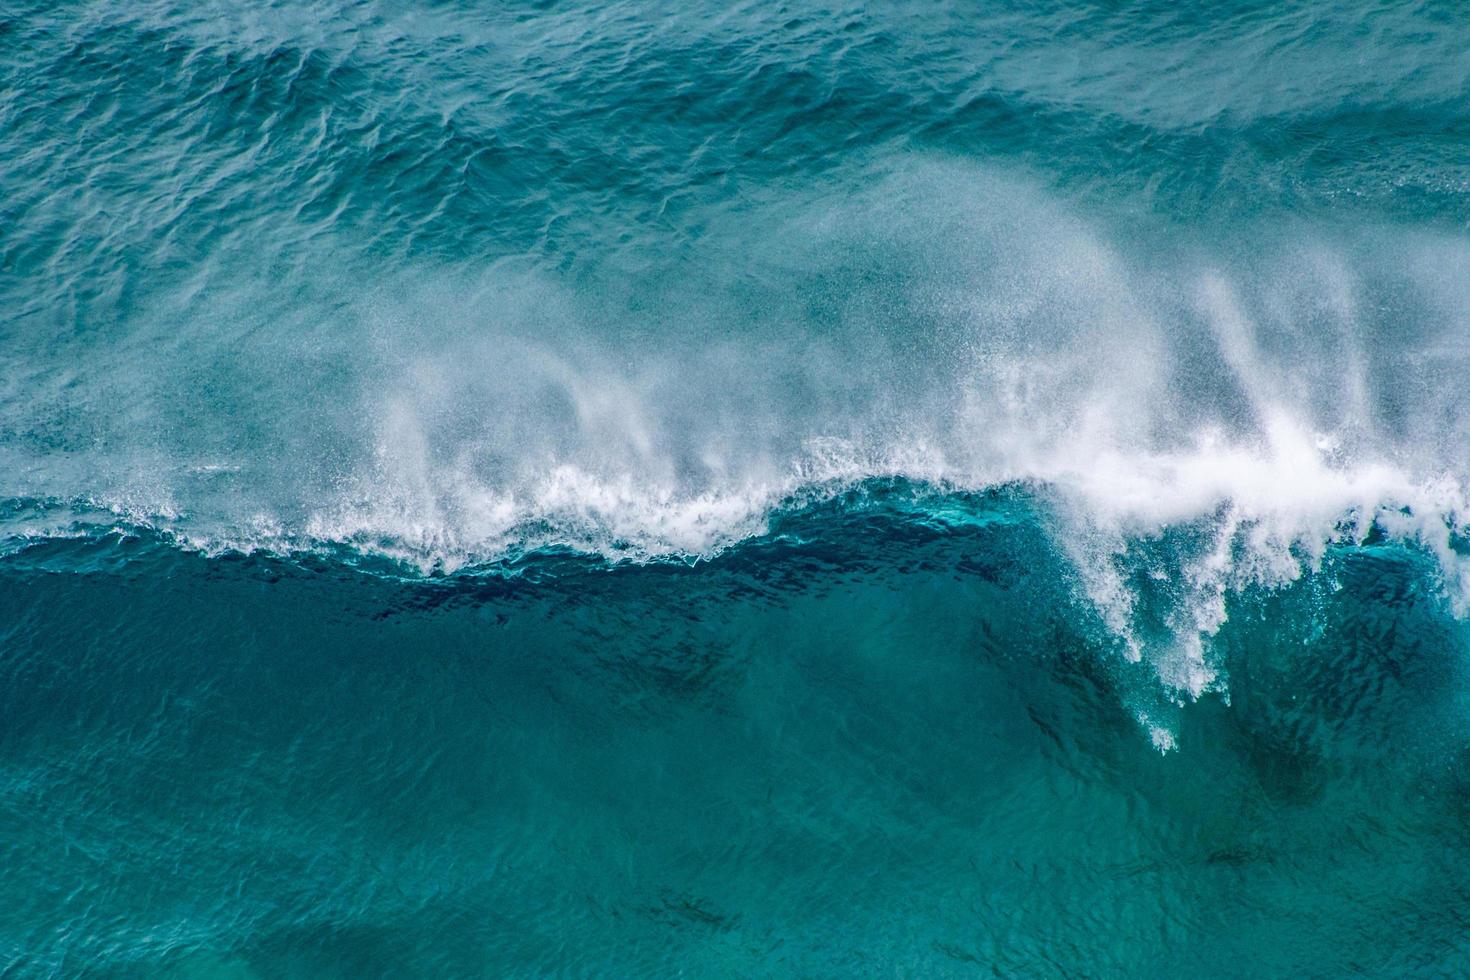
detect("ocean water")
(5, 0), (1470, 975)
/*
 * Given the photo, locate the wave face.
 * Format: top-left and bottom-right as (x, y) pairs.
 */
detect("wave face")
(5, 0), (1470, 975)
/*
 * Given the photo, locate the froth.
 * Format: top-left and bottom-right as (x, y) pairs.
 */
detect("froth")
(6, 159), (1470, 721)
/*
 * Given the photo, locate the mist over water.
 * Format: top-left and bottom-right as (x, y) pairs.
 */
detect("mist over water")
(5, 1), (1470, 975)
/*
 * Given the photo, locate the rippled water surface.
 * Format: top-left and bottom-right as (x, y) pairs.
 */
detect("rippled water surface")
(5, 1), (1470, 975)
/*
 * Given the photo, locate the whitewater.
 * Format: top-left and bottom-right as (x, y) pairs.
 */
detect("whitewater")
(5, 0), (1470, 975)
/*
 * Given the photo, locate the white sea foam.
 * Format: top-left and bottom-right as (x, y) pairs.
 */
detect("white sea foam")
(6, 160), (1470, 711)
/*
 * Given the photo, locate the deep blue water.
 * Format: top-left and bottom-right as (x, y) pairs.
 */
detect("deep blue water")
(6, 1), (1470, 975)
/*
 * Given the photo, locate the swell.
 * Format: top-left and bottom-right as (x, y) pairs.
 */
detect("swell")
(7, 2), (1470, 591)
(7, 1), (1470, 974)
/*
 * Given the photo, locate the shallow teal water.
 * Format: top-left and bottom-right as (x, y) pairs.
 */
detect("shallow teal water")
(5, 1), (1470, 976)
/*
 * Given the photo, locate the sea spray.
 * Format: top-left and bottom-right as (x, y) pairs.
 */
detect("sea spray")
(6, 0), (1470, 974)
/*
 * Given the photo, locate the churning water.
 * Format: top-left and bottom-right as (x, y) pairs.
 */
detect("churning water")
(5, 1), (1470, 975)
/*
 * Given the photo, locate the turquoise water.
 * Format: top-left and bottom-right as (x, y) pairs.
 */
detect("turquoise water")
(6, 1), (1470, 975)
